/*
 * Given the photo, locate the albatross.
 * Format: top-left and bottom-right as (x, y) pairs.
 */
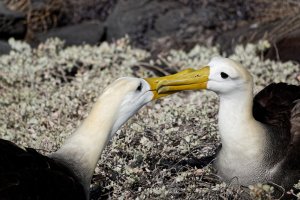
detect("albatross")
(0, 72), (188, 200)
(157, 57), (300, 191)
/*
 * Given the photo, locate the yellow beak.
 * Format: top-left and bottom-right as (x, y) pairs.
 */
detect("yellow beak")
(144, 68), (199, 99)
(144, 66), (210, 99)
(146, 66), (210, 98)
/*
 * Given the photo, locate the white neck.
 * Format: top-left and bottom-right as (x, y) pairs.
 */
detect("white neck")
(50, 95), (121, 195)
(218, 85), (266, 160)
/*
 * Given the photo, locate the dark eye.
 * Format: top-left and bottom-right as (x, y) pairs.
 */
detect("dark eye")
(220, 72), (229, 79)
(136, 82), (143, 91)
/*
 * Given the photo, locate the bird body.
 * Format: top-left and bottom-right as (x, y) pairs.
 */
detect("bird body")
(0, 75), (181, 200)
(204, 57), (275, 186)
(251, 83), (300, 188)
(0, 139), (85, 200)
(157, 57), (300, 190)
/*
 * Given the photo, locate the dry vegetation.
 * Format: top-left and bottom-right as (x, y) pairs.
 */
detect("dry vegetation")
(0, 38), (299, 199)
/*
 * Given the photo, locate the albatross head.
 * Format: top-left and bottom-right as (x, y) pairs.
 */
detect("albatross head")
(98, 71), (197, 135)
(205, 57), (253, 95)
(104, 77), (157, 134)
(157, 57), (253, 95)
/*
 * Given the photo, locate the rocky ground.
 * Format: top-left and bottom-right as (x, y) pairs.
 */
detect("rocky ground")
(0, 38), (299, 199)
(1, 0), (300, 62)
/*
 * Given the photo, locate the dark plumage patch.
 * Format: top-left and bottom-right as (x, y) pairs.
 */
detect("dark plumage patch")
(0, 139), (86, 200)
(253, 83), (300, 128)
(253, 83), (300, 189)
(253, 83), (299, 142)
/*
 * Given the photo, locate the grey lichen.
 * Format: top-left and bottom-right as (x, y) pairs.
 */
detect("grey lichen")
(249, 183), (274, 200)
(0, 37), (299, 199)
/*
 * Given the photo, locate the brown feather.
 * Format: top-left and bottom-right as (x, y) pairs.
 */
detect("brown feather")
(291, 100), (300, 148)
(253, 83), (300, 148)
(0, 139), (86, 200)
(284, 100), (300, 169)
(253, 83), (300, 128)
(280, 100), (300, 192)
(253, 83), (300, 188)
